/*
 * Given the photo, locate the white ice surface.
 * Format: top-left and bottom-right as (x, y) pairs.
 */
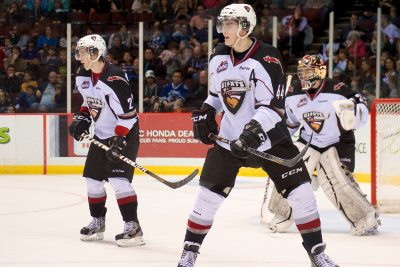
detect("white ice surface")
(0, 174), (399, 267)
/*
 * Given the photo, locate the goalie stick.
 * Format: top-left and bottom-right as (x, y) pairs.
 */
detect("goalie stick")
(209, 133), (313, 167)
(81, 134), (199, 189)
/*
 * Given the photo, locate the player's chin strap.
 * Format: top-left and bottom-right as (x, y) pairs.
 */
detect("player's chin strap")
(209, 133), (313, 167)
(81, 134), (198, 189)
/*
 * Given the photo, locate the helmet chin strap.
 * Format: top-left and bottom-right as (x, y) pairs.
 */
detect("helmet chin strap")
(228, 28), (249, 48)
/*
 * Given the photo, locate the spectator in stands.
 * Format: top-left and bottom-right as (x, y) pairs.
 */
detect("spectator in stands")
(86, 26), (95, 35)
(381, 14), (400, 45)
(21, 70), (38, 93)
(37, 26), (58, 51)
(186, 69), (208, 109)
(370, 30), (392, 60)
(174, 0), (193, 22)
(143, 70), (162, 112)
(193, 16), (222, 49)
(304, 0), (332, 28)
(41, 45), (59, 76)
(57, 73), (66, 85)
(22, 41), (38, 65)
(108, 34), (130, 64)
(259, 16), (272, 44)
(144, 47), (164, 78)
(382, 56), (397, 86)
(4, 46), (27, 76)
(56, 48), (67, 76)
(105, 53), (115, 64)
(152, 0), (174, 26)
(340, 13), (365, 46)
(361, 0), (378, 21)
(26, 0), (49, 25)
(333, 48), (349, 77)
(282, 4), (308, 57)
(3, 0), (27, 11)
(108, 24), (129, 49)
(50, 82), (66, 110)
(319, 28), (339, 63)
(25, 57), (42, 82)
(159, 48), (180, 81)
(2, 37), (13, 59)
(190, 5), (208, 33)
(14, 85), (37, 111)
(339, 57), (359, 89)
(379, 0), (395, 15)
(131, 0), (152, 13)
(389, 5), (400, 28)
(173, 100), (186, 113)
(49, 0), (68, 25)
(357, 58), (374, 93)
(150, 100), (163, 113)
(0, 90), (11, 113)
(180, 23), (193, 42)
(6, 104), (16, 113)
(32, 70), (58, 111)
(345, 31), (367, 60)
(150, 25), (168, 55)
(380, 50), (391, 71)
(4, 2), (25, 26)
(161, 69), (188, 112)
(0, 46), (6, 71)
(59, 28), (79, 48)
(186, 46), (207, 79)
(176, 40), (193, 67)
(120, 52), (135, 81)
(10, 24), (30, 49)
(388, 73), (400, 98)
(0, 64), (21, 99)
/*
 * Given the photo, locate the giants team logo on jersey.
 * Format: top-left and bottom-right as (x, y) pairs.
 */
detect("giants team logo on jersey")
(217, 61), (228, 73)
(297, 97), (307, 107)
(107, 76), (129, 84)
(263, 56), (284, 74)
(219, 79), (248, 115)
(334, 82), (345, 90)
(301, 111), (330, 133)
(86, 96), (105, 122)
(81, 81), (90, 89)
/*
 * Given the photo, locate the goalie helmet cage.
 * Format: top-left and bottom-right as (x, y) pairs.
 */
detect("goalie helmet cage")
(371, 98), (400, 213)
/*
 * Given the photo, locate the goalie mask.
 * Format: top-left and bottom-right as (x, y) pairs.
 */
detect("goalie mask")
(75, 34), (106, 64)
(217, 4), (256, 46)
(298, 55), (327, 90)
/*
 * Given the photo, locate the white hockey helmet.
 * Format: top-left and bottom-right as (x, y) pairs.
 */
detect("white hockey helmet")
(297, 54), (327, 90)
(75, 34), (106, 62)
(216, 4), (257, 38)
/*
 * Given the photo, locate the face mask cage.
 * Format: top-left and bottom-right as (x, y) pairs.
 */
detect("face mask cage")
(297, 65), (326, 90)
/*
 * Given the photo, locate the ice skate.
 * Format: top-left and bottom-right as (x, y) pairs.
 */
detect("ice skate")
(307, 242), (339, 267)
(115, 221), (145, 247)
(177, 242), (200, 267)
(80, 209), (106, 241)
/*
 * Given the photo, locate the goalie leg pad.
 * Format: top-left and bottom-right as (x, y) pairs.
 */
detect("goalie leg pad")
(294, 142), (321, 191)
(317, 147), (379, 234)
(264, 185), (294, 232)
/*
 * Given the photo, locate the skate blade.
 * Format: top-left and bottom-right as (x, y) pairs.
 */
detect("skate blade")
(116, 236), (145, 247)
(80, 232), (104, 241)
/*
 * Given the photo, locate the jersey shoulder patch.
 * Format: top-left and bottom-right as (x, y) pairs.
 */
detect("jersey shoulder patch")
(254, 41), (285, 74)
(101, 64), (130, 86)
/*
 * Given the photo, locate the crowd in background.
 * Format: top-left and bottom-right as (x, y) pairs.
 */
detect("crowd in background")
(0, 0), (400, 114)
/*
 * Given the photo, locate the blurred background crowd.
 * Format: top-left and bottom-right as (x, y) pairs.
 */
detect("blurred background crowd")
(0, 0), (399, 114)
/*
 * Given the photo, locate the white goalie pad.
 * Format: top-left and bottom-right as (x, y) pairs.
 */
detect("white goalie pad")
(317, 147), (379, 235)
(332, 99), (361, 130)
(261, 185), (294, 232)
(294, 141), (321, 191)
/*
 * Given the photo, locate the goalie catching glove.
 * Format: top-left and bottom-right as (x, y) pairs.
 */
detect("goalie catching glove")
(333, 99), (361, 131)
(231, 120), (267, 158)
(191, 104), (218, 145)
(68, 112), (92, 141)
(106, 135), (127, 163)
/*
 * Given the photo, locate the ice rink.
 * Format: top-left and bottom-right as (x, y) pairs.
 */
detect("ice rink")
(1, 173), (399, 267)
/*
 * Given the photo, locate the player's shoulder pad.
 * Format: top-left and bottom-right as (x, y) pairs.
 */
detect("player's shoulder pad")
(210, 43), (230, 61)
(76, 65), (91, 77)
(253, 40), (285, 74)
(286, 81), (303, 97)
(324, 78), (351, 94)
(100, 63), (131, 88)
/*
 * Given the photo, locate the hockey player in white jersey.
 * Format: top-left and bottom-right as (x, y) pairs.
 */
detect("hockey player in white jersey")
(177, 5), (339, 267)
(68, 34), (144, 247)
(263, 54), (379, 236)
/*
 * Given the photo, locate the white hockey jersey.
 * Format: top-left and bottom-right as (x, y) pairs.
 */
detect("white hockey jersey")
(285, 78), (368, 148)
(205, 38), (291, 151)
(75, 63), (138, 139)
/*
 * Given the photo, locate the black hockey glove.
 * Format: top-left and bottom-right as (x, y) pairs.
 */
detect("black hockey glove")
(191, 104), (218, 145)
(68, 112), (92, 141)
(231, 120), (267, 159)
(106, 135), (127, 163)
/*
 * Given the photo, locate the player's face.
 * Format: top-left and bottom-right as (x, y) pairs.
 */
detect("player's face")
(221, 20), (239, 46)
(298, 66), (315, 81)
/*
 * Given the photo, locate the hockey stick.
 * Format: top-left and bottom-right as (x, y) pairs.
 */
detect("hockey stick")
(260, 176), (271, 220)
(210, 133), (313, 167)
(285, 74), (293, 96)
(81, 134), (199, 189)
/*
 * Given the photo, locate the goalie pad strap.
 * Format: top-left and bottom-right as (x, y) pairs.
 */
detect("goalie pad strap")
(317, 147), (376, 227)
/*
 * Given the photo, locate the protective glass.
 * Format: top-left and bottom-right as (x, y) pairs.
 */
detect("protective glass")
(216, 17), (239, 33)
